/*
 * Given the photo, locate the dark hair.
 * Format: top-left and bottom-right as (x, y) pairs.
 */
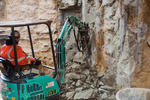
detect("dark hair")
(6, 30), (20, 45)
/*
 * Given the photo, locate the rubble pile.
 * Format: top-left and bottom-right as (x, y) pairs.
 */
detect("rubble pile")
(60, 52), (116, 100)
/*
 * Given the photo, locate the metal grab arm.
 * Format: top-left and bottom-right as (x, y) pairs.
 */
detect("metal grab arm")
(55, 16), (89, 84)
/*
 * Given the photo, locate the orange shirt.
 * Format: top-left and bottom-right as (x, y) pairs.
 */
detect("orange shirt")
(0, 44), (35, 66)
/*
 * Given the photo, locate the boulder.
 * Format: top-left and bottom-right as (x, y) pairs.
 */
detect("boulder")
(66, 73), (81, 80)
(102, 0), (115, 6)
(74, 88), (95, 100)
(66, 91), (75, 100)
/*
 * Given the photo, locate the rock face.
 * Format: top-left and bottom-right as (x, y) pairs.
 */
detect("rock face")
(81, 0), (150, 89)
(131, 0), (150, 88)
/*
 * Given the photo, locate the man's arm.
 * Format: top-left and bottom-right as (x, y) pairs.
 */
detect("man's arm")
(16, 46), (35, 65)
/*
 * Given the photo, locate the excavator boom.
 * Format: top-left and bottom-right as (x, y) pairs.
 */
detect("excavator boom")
(56, 16), (89, 84)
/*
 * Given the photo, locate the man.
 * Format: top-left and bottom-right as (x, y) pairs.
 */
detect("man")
(0, 30), (41, 67)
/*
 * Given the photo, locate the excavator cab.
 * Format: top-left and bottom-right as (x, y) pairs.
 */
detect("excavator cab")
(0, 20), (61, 100)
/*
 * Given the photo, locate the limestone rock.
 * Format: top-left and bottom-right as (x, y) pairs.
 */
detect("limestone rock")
(99, 81), (104, 86)
(98, 88), (109, 93)
(73, 52), (85, 64)
(102, 0), (115, 6)
(66, 73), (81, 80)
(101, 93), (108, 99)
(70, 63), (80, 70)
(82, 69), (90, 75)
(74, 89), (94, 100)
(76, 80), (83, 87)
(62, 0), (77, 7)
(80, 74), (87, 81)
(100, 85), (115, 92)
(75, 87), (83, 92)
(66, 91), (75, 100)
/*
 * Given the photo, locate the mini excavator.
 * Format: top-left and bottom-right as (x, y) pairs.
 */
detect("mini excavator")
(0, 16), (89, 100)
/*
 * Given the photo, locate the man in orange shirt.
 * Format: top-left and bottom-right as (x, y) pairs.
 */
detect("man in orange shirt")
(0, 30), (41, 67)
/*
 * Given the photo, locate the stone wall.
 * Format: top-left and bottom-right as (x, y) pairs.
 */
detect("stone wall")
(116, 0), (139, 87)
(0, 0), (7, 46)
(0, 0), (60, 66)
(95, 0), (121, 86)
(0, 0), (5, 20)
(131, 0), (150, 88)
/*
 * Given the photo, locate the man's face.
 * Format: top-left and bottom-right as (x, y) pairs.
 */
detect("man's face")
(14, 32), (20, 43)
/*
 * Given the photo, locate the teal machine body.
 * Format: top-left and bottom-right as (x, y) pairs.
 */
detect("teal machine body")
(1, 75), (59, 100)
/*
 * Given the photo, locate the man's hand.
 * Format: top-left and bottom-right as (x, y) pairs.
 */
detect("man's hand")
(30, 58), (36, 65)
(30, 58), (41, 65)
(35, 58), (41, 66)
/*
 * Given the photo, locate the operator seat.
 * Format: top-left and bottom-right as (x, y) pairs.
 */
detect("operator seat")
(0, 57), (15, 80)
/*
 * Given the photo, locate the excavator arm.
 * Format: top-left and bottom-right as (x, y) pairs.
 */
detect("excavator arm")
(56, 16), (89, 84)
